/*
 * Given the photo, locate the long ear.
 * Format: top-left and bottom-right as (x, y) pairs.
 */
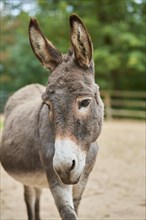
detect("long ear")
(29, 18), (62, 71)
(70, 14), (93, 68)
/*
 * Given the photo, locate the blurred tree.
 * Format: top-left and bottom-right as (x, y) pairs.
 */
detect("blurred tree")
(0, 0), (145, 92)
(93, 0), (146, 90)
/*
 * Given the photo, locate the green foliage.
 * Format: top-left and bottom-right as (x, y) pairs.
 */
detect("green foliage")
(0, 0), (145, 92)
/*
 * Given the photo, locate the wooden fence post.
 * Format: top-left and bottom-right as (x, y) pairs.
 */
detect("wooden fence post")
(103, 91), (112, 120)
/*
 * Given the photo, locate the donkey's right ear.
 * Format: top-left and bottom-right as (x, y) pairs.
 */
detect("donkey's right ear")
(29, 18), (62, 71)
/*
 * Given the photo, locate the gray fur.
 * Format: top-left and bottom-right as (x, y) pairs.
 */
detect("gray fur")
(0, 14), (104, 220)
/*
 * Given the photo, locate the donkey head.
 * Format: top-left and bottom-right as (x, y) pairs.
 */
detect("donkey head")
(29, 15), (104, 185)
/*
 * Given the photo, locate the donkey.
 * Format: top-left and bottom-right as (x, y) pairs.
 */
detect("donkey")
(0, 14), (104, 220)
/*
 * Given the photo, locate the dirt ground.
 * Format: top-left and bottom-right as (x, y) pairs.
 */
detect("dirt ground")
(0, 120), (145, 220)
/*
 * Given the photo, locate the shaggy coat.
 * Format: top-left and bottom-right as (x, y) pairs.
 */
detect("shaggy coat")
(0, 14), (104, 220)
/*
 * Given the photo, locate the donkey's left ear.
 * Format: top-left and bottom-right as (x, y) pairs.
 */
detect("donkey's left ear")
(70, 14), (93, 68)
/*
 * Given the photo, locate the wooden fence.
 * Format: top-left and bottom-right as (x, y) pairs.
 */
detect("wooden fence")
(101, 91), (146, 119)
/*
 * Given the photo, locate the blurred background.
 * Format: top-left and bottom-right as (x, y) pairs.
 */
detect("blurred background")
(0, 1), (145, 219)
(0, 0), (146, 117)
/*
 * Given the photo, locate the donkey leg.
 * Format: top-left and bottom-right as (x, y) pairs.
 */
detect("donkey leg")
(48, 180), (77, 220)
(73, 173), (89, 214)
(24, 186), (35, 220)
(24, 185), (41, 220)
(46, 169), (77, 220)
(34, 188), (41, 220)
(73, 142), (98, 214)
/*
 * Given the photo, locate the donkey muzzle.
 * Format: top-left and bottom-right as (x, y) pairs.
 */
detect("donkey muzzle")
(53, 138), (86, 185)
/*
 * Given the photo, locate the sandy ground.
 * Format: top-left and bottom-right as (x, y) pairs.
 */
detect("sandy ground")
(0, 120), (145, 220)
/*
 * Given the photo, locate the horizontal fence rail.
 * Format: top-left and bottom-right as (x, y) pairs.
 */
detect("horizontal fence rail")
(101, 90), (146, 120)
(0, 90), (146, 120)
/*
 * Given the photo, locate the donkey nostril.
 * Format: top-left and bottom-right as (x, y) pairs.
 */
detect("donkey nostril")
(70, 159), (76, 171)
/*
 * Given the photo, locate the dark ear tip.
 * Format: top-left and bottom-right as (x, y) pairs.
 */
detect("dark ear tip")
(69, 14), (83, 26)
(29, 17), (39, 29)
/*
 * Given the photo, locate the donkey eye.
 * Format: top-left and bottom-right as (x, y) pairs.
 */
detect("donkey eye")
(79, 99), (91, 109)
